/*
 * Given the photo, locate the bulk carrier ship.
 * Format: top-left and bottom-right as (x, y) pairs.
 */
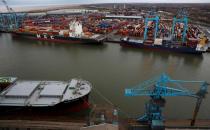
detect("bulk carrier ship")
(12, 20), (106, 44)
(0, 77), (92, 112)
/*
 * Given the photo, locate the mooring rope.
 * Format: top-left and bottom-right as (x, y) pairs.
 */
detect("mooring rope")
(92, 87), (114, 106)
(92, 86), (131, 118)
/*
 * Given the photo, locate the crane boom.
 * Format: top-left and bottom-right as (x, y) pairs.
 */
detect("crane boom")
(2, 0), (13, 13)
(125, 73), (207, 98)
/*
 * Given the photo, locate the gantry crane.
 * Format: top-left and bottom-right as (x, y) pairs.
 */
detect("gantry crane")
(172, 8), (188, 43)
(125, 73), (208, 130)
(0, 12), (3, 30)
(143, 9), (159, 41)
(0, 0), (25, 31)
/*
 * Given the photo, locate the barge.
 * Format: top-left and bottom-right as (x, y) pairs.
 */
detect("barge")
(0, 77), (92, 113)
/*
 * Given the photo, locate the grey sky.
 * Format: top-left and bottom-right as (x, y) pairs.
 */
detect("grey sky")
(0, 0), (209, 6)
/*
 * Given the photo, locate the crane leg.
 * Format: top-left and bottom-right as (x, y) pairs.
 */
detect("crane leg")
(191, 98), (202, 126)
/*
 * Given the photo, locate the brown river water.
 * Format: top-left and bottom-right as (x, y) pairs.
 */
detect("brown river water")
(0, 33), (209, 119)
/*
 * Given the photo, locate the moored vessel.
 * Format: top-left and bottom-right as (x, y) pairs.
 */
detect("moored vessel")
(120, 36), (209, 54)
(12, 20), (106, 44)
(0, 77), (92, 113)
(119, 9), (209, 54)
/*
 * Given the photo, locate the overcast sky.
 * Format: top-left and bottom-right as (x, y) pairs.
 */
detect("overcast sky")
(0, 0), (210, 6)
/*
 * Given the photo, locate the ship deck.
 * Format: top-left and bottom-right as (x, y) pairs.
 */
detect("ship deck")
(0, 79), (91, 107)
(89, 34), (107, 41)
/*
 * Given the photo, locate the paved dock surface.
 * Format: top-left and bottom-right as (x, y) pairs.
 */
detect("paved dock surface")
(127, 119), (210, 130)
(0, 119), (210, 130)
(165, 128), (209, 130)
(0, 120), (86, 130)
(165, 119), (210, 127)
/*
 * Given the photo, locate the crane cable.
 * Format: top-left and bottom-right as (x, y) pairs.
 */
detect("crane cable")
(91, 86), (131, 118)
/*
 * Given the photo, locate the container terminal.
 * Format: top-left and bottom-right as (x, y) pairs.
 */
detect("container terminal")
(0, 1), (210, 130)
(0, 2), (210, 54)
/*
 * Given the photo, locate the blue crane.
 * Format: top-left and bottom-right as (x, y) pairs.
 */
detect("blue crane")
(172, 9), (188, 43)
(1, 0), (17, 31)
(125, 73), (208, 130)
(0, 0), (25, 31)
(143, 9), (159, 41)
(0, 12), (3, 30)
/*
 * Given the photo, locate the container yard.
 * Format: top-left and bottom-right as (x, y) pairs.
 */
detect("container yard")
(0, 1), (210, 130)
(0, 2), (209, 53)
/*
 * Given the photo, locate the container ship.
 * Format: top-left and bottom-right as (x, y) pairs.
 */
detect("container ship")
(0, 77), (92, 112)
(120, 36), (209, 54)
(12, 20), (106, 44)
(118, 12), (209, 54)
